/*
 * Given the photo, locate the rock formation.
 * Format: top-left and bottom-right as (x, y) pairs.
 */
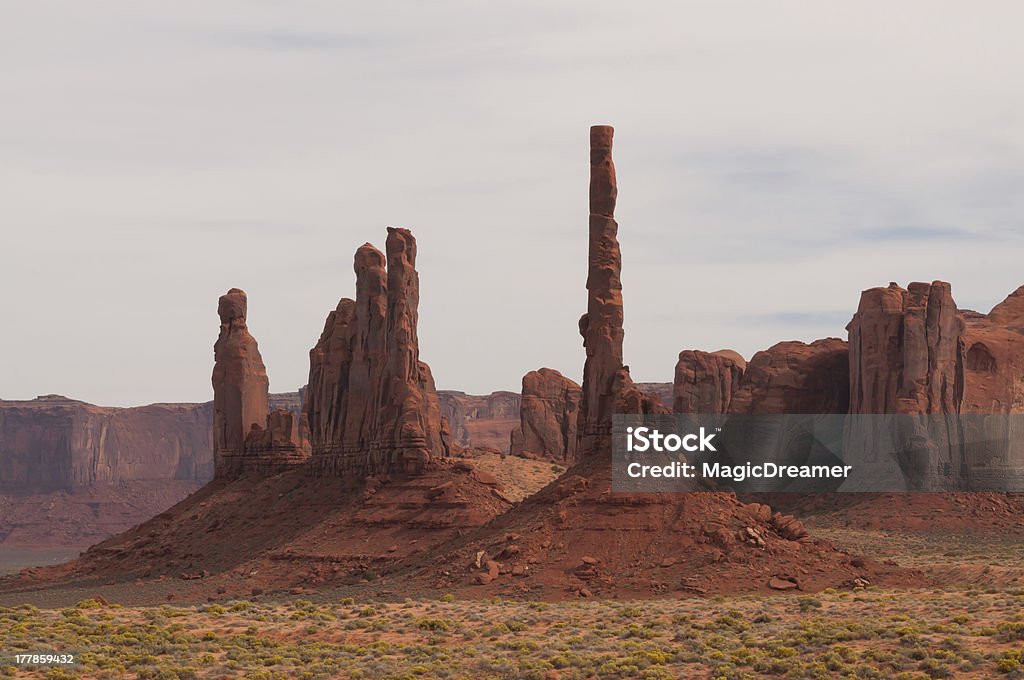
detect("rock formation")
(673, 350), (746, 414)
(306, 228), (449, 477)
(841, 282), (965, 489)
(415, 126), (903, 599)
(847, 282), (964, 417)
(212, 289), (270, 476)
(213, 289), (309, 478)
(509, 368), (581, 462)
(0, 396), (214, 547)
(960, 286), (1024, 414)
(577, 125), (666, 456)
(730, 340), (849, 415)
(958, 286), (1024, 487)
(438, 390), (521, 451)
(235, 410), (308, 475)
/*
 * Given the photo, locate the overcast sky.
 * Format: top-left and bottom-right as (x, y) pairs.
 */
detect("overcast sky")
(2, 2), (1023, 406)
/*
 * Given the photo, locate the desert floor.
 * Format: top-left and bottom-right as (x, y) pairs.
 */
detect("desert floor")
(2, 527), (1023, 679)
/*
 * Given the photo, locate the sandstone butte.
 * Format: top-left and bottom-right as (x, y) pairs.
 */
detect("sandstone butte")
(407, 126), (913, 598)
(675, 280), (1024, 488)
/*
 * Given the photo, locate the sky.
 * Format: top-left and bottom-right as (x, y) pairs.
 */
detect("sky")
(2, 1), (1023, 406)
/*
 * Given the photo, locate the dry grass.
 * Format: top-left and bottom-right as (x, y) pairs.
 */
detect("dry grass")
(4, 586), (1024, 678)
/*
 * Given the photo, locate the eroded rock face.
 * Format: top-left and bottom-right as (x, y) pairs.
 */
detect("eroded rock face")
(234, 410), (308, 476)
(578, 125), (623, 450)
(580, 127), (632, 454)
(730, 340), (849, 415)
(962, 286), (1024, 414)
(959, 286), (1024, 482)
(847, 282), (964, 416)
(636, 382), (674, 411)
(212, 289), (270, 477)
(0, 396), (213, 492)
(509, 368), (581, 462)
(578, 126), (670, 458)
(306, 228), (449, 477)
(673, 350), (746, 414)
(843, 282), (965, 489)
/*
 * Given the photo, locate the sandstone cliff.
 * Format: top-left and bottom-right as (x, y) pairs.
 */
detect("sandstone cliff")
(847, 282), (963, 417)
(0, 396), (214, 492)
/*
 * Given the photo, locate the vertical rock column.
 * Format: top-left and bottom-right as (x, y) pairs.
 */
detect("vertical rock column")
(578, 125), (625, 457)
(577, 126), (665, 459)
(378, 227), (448, 471)
(212, 288), (270, 478)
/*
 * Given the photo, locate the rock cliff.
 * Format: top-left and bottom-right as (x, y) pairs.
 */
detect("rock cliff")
(847, 282), (963, 417)
(0, 396), (214, 492)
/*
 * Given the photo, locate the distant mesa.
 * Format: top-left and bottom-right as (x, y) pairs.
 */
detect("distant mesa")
(438, 390), (520, 452)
